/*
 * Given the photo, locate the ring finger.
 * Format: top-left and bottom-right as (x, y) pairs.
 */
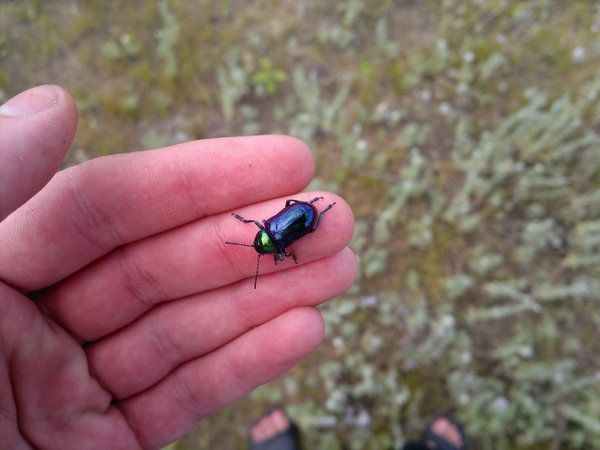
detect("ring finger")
(86, 247), (357, 399)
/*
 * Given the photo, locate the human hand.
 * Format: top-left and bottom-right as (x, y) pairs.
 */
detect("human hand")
(0, 85), (356, 449)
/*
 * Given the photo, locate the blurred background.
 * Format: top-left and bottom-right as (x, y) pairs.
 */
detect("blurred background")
(3, 1), (600, 448)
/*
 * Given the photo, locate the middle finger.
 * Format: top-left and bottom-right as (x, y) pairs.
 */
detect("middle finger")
(37, 192), (353, 340)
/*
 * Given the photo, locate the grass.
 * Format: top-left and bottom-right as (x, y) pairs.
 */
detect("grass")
(3, 1), (600, 448)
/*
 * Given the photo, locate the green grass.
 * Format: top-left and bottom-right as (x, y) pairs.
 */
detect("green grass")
(3, 1), (600, 448)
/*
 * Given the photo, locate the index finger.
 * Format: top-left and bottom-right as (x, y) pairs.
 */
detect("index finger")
(0, 135), (315, 291)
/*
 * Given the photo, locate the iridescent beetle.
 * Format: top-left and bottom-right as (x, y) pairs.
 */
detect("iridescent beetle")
(226, 197), (335, 288)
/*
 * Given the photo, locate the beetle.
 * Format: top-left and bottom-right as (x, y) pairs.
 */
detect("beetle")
(225, 196), (336, 288)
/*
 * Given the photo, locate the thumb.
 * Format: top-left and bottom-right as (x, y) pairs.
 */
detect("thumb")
(0, 85), (77, 220)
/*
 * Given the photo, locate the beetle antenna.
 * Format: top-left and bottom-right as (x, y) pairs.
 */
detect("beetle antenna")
(225, 241), (255, 247)
(254, 254), (261, 289)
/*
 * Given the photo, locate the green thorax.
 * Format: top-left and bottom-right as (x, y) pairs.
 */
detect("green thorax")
(253, 230), (276, 254)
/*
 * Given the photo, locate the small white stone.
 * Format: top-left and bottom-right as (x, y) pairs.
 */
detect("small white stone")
(491, 396), (509, 412)
(572, 46), (586, 62)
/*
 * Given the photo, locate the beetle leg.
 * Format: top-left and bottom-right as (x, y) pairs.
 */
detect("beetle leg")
(285, 199), (306, 207)
(273, 250), (285, 265)
(307, 196), (324, 205)
(231, 213), (264, 230)
(310, 202), (336, 232)
(282, 249), (299, 264)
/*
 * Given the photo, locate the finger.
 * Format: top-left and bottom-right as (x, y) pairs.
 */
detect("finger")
(0, 283), (139, 449)
(87, 248), (357, 399)
(0, 135), (314, 291)
(38, 192), (353, 341)
(118, 306), (324, 449)
(0, 358), (26, 447)
(0, 85), (77, 220)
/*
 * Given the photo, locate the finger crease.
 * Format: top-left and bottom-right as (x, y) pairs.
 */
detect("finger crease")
(171, 370), (207, 422)
(214, 224), (252, 281)
(174, 155), (208, 219)
(118, 247), (167, 308)
(66, 171), (123, 252)
(149, 314), (185, 367)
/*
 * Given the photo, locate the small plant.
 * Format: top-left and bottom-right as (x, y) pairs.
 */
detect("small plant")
(216, 54), (249, 123)
(251, 57), (287, 96)
(155, 0), (180, 80)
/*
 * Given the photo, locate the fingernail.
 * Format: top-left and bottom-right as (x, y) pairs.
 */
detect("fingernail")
(0, 85), (58, 117)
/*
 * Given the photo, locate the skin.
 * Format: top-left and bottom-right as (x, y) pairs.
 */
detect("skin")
(250, 409), (291, 443)
(426, 417), (464, 449)
(0, 85), (357, 449)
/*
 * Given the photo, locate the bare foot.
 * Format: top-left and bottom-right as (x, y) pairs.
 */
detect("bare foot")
(425, 416), (464, 449)
(251, 409), (290, 443)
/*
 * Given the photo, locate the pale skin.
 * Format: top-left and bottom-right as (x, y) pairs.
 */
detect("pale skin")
(0, 85), (357, 449)
(426, 417), (464, 449)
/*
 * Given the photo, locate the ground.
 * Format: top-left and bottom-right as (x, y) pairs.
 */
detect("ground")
(2, 1), (600, 448)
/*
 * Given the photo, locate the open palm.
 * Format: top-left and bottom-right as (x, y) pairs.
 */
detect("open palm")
(0, 85), (356, 449)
